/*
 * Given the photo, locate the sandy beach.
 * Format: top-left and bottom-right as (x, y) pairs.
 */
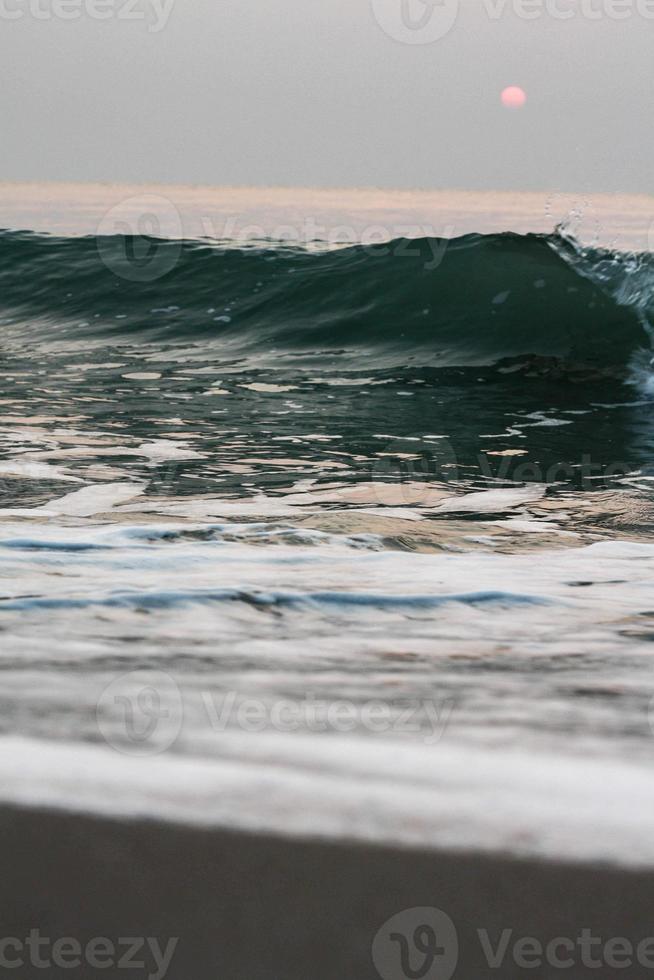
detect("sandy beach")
(2, 801), (654, 979)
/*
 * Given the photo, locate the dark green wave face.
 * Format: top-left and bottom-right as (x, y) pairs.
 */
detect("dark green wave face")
(0, 229), (650, 370)
(0, 228), (653, 504)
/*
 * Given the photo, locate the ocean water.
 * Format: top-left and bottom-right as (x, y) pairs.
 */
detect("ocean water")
(2, 185), (654, 864)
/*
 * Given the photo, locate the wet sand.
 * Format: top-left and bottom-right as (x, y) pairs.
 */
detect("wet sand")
(2, 802), (654, 980)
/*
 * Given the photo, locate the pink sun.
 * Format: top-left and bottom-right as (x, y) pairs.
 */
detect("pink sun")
(501, 86), (527, 109)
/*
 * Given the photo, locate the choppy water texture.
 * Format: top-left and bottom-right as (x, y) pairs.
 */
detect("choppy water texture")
(2, 186), (654, 865)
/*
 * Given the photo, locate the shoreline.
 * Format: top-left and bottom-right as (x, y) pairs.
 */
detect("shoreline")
(3, 734), (654, 869)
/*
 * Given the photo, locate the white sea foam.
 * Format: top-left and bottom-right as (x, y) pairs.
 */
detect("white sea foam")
(1, 732), (654, 867)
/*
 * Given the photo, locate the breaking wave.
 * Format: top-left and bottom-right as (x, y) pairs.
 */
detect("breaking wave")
(0, 228), (652, 373)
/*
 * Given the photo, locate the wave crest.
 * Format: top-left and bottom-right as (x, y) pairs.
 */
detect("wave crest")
(0, 229), (650, 371)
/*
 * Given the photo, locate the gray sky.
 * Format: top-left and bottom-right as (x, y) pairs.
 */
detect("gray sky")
(1, 0), (652, 192)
